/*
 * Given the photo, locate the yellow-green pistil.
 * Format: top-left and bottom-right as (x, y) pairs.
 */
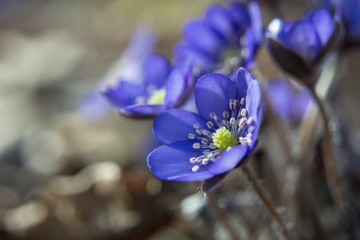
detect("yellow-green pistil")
(147, 89), (165, 105)
(212, 127), (237, 151)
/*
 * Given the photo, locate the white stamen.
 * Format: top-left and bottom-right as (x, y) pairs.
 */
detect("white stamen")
(207, 121), (214, 129)
(241, 109), (247, 117)
(202, 130), (212, 138)
(247, 117), (253, 125)
(193, 123), (201, 129)
(229, 99), (236, 110)
(195, 129), (202, 136)
(188, 134), (196, 140)
(230, 117), (236, 125)
(189, 157), (197, 163)
(240, 98), (245, 106)
(135, 96), (146, 104)
(193, 143), (201, 149)
(247, 133), (253, 140)
(239, 137), (247, 145)
(239, 118), (247, 129)
(229, 57), (240, 67)
(210, 143), (217, 150)
(203, 150), (210, 155)
(223, 111), (230, 119)
(202, 158), (209, 165)
(241, 49), (249, 58)
(201, 139), (209, 145)
(192, 165), (200, 172)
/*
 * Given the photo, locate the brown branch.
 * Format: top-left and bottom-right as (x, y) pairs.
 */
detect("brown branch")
(242, 165), (294, 240)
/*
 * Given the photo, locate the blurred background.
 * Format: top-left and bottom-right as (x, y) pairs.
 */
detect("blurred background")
(0, 0), (360, 240)
(0, 1), (213, 239)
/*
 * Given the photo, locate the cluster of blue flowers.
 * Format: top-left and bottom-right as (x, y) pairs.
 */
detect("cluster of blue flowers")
(174, 2), (263, 75)
(100, 0), (360, 189)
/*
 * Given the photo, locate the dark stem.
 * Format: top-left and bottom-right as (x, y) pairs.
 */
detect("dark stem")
(241, 165), (294, 240)
(311, 89), (349, 228)
(207, 192), (241, 240)
(294, 142), (328, 240)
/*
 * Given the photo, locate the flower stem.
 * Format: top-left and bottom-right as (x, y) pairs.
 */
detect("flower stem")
(207, 192), (241, 240)
(241, 165), (294, 240)
(311, 90), (349, 226)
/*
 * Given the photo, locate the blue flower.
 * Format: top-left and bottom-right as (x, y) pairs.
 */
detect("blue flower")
(80, 26), (155, 121)
(78, 92), (112, 122)
(174, 2), (263, 76)
(101, 25), (156, 87)
(267, 79), (314, 123)
(266, 8), (338, 82)
(314, 0), (360, 43)
(147, 68), (263, 182)
(102, 53), (194, 117)
(334, 0), (360, 43)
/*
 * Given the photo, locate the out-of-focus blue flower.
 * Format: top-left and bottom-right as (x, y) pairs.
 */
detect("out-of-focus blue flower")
(102, 25), (157, 87)
(267, 8), (334, 65)
(78, 92), (112, 122)
(147, 68), (263, 184)
(314, 0), (360, 43)
(102, 54), (194, 117)
(174, 2), (263, 76)
(79, 26), (156, 121)
(333, 0), (360, 43)
(267, 79), (314, 123)
(265, 8), (342, 85)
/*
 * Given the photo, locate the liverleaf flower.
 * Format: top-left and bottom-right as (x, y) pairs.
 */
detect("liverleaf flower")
(79, 26), (155, 121)
(174, 1), (263, 76)
(147, 68), (263, 189)
(102, 53), (194, 117)
(332, 0), (360, 44)
(267, 78), (315, 124)
(266, 8), (342, 86)
(315, 0), (360, 44)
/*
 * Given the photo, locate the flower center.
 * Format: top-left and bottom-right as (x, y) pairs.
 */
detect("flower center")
(222, 48), (239, 62)
(187, 98), (256, 172)
(217, 36), (249, 75)
(212, 127), (237, 150)
(147, 89), (165, 105)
